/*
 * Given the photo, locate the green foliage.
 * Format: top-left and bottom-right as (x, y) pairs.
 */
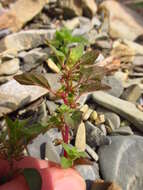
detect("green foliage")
(14, 27), (111, 169)
(0, 117), (46, 161)
(61, 143), (86, 168)
(51, 28), (87, 56)
(22, 168), (42, 190)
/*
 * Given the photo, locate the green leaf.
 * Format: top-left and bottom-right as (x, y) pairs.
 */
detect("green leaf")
(64, 110), (82, 129)
(80, 50), (99, 65)
(22, 168), (42, 190)
(57, 104), (71, 114)
(61, 157), (73, 169)
(14, 73), (50, 89)
(71, 110), (82, 127)
(62, 143), (86, 160)
(49, 44), (65, 63)
(68, 45), (84, 67)
(64, 112), (75, 129)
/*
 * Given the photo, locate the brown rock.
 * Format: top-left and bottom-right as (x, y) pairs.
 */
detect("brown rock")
(59, 0), (82, 18)
(100, 0), (143, 41)
(91, 180), (122, 190)
(0, 0), (48, 32)
(82, 0), (97, 18)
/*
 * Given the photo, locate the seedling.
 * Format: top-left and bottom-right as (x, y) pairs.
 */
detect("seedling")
(14, 29), (110, 167)
(0, 117), (44, 189)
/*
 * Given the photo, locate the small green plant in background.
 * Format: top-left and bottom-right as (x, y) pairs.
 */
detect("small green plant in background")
(14, 28), (110, 168)
(0, 117), (44, 189)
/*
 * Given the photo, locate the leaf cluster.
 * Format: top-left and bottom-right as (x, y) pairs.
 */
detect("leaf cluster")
(0, 117), (46, 161)
(61, 143), (86, 168)
(51, 28), (87, 57)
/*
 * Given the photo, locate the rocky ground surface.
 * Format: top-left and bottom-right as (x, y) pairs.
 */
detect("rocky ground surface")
(0, 0), (143, 190)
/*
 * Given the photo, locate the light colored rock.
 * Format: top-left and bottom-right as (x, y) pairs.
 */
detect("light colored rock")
(92, 91), (143, 132)
(63, 17), (80, 30)
(46, 100), (58, 115)
(86, 144), (99, 161)
(45, 138), (61, 163)
(46, 58), (60, 73)
(100, 0), (143, 41)
(80, 104), (89, 115)
(75, 122), (86, 151)
(98, 135), (143, 190)
(83, 108), (93, 121)
(0, 29), (55, 53)
(90, 111), (98, 121)
(99, 124), (107, 136)
(0, 0), (48, 32)
(0, 79), (48, 117)
(111, 40), (135, 63)
(0, 58), (19, 76)
(95, 114), (105, 125)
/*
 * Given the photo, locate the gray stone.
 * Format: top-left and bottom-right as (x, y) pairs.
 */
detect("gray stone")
(0, 79), (47, 117)
(45, 138), (61, 164)
(77, 93), (91, 106)
(27, 133), (50, 159)
(105, 112), (121, 130)
(92, 91), (143, 132)
(98, 135), (143, 190)
(0, 29), (55, 53)
(0, 29), (11, 39)
(45, 73), (61, 92)
(111, 126), (134, 136)
(28, 129), (62, 161)
(103, 76), (124, 98)
(99, 124), (107, 136)
(18, 48), (49, 71)
(75, 162), (100, 181)
(85, 121), (111, 148)
(46, 100), (58, 115)
(121, 84), (142, 103)
(0, 58), (19, 76)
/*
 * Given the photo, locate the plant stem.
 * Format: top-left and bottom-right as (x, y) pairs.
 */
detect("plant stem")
(62, 124), (69, 157)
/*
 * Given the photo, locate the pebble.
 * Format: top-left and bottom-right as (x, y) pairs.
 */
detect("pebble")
(86, 144), (99, 161)
(80, 104), (89, 115)
(75, 122), (86, 151)
(90, 110), (98, 121)
(46, 58), (60, 73)
(83, 108), (93, 121)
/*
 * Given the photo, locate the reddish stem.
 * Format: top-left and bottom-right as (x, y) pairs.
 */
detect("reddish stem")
(62, 124), (69, 157)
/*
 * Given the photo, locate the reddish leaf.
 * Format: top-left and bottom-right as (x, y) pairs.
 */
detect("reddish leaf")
(74, 157), (93, 166)
(14, 73), (50, 89)
(80, 50), (99, 65)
